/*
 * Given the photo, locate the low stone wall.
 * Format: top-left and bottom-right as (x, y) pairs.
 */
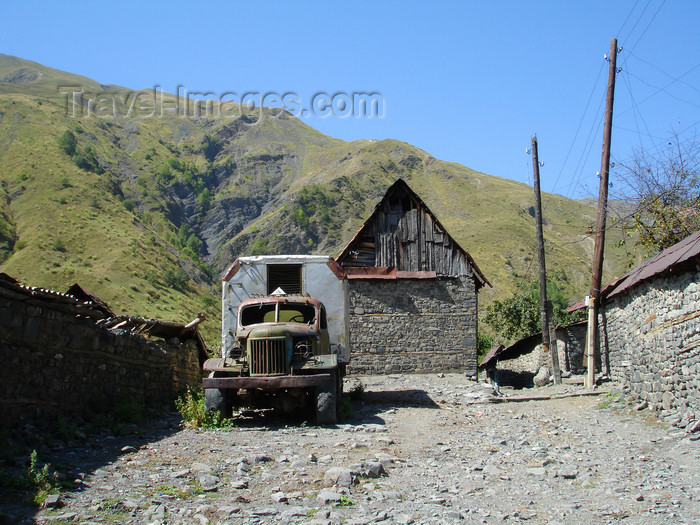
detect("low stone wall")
(347, 277), (478, 375)
(603, 267), (700, 424)
(0, 284), (202, 427)
(493, 324), (587, 387)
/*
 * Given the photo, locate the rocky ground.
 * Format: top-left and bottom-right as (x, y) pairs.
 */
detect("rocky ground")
(2, 374), (699, 524)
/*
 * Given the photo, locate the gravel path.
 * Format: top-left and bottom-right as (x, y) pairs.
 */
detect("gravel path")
(4, 374), (699, 524)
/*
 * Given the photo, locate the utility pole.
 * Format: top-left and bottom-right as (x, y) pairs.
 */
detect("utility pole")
(587, 38), (618, 388)
(531, 135), (561, 385)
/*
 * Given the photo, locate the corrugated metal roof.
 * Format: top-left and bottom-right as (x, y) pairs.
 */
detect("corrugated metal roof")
(606, 229), (700, 299)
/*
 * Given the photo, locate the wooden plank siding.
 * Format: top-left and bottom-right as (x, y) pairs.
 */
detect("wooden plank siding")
(337, 179), (489, 286)
(345, 195), (473, 277)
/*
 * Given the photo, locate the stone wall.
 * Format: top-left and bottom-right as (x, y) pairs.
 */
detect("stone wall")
(603, 267), (700, 424)
(0, 286), (202, 427)
(347, 276), (478, 375)
(493, 323), (587, 387)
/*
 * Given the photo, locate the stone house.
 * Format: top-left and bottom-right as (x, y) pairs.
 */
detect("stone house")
(599, 229), (700, 424)
(336, 179), (490, 375)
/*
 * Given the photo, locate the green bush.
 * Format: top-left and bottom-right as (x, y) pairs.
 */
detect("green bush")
(477, 332), (495, 363)
(26, 450), (60, 506)
(175, 387), (235, 429)
(57, 130), (77, 156)
(163, 268), (189, 290)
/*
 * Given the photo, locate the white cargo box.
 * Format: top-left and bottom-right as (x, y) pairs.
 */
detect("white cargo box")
(221, 255), (350, 363)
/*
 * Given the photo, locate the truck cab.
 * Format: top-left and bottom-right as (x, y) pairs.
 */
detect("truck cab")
(202, 292), (343, 423)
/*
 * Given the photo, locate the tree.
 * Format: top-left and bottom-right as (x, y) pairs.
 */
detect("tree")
(483, 279), (584, 346)
(614, 136), (700, 253)
(57, 130), (77, 156)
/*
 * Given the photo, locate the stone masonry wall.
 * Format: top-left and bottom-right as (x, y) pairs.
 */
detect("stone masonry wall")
(499, 325), (587, 376)
(347, 276), (478, 375)
(0, 289), (202, 427)
(603, 267), (700, 424)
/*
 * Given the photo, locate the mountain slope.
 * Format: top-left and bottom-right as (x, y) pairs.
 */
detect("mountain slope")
(0, 55), (639, 347)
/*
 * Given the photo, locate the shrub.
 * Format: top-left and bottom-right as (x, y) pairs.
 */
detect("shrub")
(175, 387), (235, 429)
(201, 295), (217, 308)
(167, 158), (182, 171)
(163, 268), (189, 290)
(26, 450), (60, 506)
(57, 130), (77, 156)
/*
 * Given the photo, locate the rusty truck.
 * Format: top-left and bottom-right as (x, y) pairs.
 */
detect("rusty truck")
(202, 255), (349, 423)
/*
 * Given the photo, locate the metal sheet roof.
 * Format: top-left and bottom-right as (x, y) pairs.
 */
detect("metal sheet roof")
(606, 229), (700, 299)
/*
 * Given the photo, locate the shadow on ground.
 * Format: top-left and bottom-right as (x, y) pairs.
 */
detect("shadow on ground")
(0, 411), (181, 524)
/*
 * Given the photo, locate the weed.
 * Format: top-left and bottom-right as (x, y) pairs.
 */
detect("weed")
(155, 483), (194, 500)
(52, 239), (66, 252)
(26, 450), (60, 505)
(175, 387), (236, 429)
(336, 495), (354, 507)
(306, 508), (319, 519)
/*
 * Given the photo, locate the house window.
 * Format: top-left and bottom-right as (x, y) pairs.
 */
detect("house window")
(267, 264), (302, 295)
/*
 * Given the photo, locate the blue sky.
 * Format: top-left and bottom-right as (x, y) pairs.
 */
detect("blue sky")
(2, 0), (698, 199)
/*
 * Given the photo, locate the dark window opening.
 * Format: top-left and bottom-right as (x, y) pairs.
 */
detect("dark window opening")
(267, 264), (302, 295)
(240, 303), (277, 326)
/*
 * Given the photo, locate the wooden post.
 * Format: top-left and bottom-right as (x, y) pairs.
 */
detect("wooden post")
(531, 135), (561, 384)
(587, 38), (618, 388)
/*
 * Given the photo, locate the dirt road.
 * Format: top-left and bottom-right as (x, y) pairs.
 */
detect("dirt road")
(5, 373), (699, 524)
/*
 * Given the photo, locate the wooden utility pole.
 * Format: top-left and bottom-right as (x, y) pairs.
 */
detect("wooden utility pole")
(531, 135), (561, 384)
(587, 38), (618, 388)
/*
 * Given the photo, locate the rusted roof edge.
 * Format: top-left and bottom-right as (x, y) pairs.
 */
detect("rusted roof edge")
(222, 258), (241, 282)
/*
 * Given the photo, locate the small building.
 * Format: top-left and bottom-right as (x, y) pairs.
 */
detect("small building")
(336, 179), (490, 375)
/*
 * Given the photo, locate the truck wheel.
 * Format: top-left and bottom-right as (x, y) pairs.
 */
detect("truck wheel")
(204, 388), (228, 416)
(315, 372), (337, 425)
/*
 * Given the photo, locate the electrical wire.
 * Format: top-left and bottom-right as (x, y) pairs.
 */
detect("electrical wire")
(627, 51), (700, 95)
(551, 61), (606, 196)
(621, 68), (700, 111)
(625, 0), (667, 57)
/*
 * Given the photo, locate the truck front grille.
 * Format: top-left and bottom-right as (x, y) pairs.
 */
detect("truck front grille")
(250, 338), (287, 375)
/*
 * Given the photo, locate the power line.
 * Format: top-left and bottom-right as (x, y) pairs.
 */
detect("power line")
(619, 0), (653, 49)
(622, 68), (700, 111)
(616, 0), (642, 38)
(627, 51), (700, 95)
(626, 0), (667, 56)
(552, 61), (606, 195)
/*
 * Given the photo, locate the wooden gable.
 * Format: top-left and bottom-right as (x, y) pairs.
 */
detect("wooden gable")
(337, 179), (489, 287)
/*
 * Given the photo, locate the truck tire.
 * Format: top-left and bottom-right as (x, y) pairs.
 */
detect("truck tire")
(204, 388), (228, 416)
(315, 371), (337, 425)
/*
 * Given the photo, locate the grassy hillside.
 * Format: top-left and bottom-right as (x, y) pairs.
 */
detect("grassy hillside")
(0, 54), (641, 350)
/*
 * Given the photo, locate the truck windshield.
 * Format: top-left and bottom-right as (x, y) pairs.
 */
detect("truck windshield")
(240, 302), (316, 326)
